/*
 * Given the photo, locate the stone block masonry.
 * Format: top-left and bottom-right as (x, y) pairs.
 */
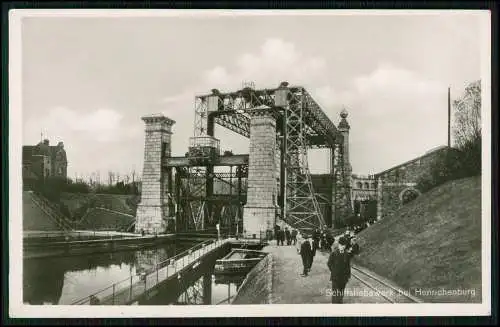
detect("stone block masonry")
(243, 114), (279, 238)
(135, 114), (175, 235)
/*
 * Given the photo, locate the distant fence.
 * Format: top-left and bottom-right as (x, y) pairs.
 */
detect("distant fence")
(231, 253), (273, 304)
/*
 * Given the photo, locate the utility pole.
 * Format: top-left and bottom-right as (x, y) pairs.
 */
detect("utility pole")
(448, 86), (451, 148)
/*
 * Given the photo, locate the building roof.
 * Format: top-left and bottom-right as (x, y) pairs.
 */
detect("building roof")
(22, 141), (67, 163)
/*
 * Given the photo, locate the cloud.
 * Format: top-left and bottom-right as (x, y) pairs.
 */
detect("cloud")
(23, 107), (146, 178)
(25, 107), (124, 143)
(159, 39), (449, 175)
(200, 38), (328, 90)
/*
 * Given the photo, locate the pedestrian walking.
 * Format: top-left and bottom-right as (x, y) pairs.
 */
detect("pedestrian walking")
(307, 235), (317, 272)
(299, 235), (313, 276)
(285, 228), (291, 245)
(327, 237), (351, 303)
(295, 231), (304, 253)
(279, 229), (285, 246)
(327, 235), (360, 303)
(291, 229), (298, 245)
(274, 224), (281, 244)
(313, 228), (321, 251)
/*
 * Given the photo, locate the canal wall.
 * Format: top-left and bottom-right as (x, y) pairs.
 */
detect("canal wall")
(23, 234), (177, 259)
(231, 253), (273, 304)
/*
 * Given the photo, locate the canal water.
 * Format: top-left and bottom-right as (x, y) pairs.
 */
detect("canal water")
(23, 241), (243, 305)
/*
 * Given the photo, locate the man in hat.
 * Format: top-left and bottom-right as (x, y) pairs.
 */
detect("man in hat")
(327, 236), (358, 303)
(307, 234), (318, 272)
(285, 227), (291, 246)
(299, 234), (313, 276)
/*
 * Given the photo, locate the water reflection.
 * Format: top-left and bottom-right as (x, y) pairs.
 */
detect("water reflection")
(212, 274), (245, 304)
(174, 273), (246, 305)
(23, 242), (183, 305)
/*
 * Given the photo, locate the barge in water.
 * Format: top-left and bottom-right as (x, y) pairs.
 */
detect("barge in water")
(214, 249), (267, 275)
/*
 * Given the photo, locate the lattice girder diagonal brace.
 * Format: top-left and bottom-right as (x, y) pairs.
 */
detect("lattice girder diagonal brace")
(190, 83), (351, 234)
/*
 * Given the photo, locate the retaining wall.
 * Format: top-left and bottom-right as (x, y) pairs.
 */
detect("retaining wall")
(231, 253), (273, 304)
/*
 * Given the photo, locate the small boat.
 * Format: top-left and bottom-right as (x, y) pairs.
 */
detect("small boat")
(214, 249), (267, 276)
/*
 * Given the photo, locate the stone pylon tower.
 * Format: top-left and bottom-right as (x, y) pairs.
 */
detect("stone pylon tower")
(338, 108), (352, 182)
(242, 111), (279, 239)
(333, 108), (353, 225)
(135, 114), (175, 235)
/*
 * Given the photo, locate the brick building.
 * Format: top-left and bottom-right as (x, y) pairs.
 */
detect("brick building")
(23, 139), (68, 180)
(374, 145), (451, 219)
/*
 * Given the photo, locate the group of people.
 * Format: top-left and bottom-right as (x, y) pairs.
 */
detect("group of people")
(274, 224), (298, 246)
(294, 228), (360, 303)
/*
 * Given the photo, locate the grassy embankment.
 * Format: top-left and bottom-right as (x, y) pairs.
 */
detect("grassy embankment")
(355, 176), (482, 303)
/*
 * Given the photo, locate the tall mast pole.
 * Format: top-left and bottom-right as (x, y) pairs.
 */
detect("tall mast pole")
(447, 86), (451, 147)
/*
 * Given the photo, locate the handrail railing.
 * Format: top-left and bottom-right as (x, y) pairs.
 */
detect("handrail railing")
(29, 192), (73, 232)
(70, 238), (228, 305)
(23, 230), (140, 243)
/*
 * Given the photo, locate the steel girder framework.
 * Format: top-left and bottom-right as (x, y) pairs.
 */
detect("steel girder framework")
(193, 83), (349, 232)
(176, 275), (206, 305)
(173, 166), (247, 232)
(193, 86), (341, 148)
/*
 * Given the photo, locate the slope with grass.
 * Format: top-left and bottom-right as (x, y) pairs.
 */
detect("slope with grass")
(60, 192), (139, 217)
(23, 191), (61, 231)
(355, 176), (482, 303)
(77, 207), (135, 231)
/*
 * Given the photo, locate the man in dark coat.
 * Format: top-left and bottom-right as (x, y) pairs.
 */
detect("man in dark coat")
(274, 224), (281, 243)
(285, 228), (291, 245)
(327, 236), (360, 303)
(299, 235), (313, 276)
(308, 235), (318, 271)
(313, 229), (320, 247)
(291, 229), (298, 245)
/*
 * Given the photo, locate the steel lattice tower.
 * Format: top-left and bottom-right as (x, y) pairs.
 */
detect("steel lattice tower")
(185, 82), (352, 233)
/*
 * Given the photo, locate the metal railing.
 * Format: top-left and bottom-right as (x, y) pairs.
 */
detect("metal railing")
(29, 191), (74, 232)
(70, 238), (228, 305)
(23, 230), (138, 243)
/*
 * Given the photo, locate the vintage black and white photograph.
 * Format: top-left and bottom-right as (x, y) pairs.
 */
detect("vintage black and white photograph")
(9, 9), (491, 317)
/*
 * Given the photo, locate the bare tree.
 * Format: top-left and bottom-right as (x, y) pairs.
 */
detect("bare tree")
(108, 171), (114, 186)
(452, 80), (481, 148)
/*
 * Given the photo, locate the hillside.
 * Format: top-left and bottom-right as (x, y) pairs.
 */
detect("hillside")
(78, 207), (135, 231)
(355, 176), (482, 303)
(60, 192), (140, 217)
(58, 192), (139, 231)
(23, 191), (61, 231)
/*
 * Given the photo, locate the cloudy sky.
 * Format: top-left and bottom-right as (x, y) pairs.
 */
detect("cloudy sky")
(20, 11), (486, 179)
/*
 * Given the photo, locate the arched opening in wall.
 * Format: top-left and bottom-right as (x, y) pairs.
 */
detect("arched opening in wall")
(399, 188), (421, 205)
